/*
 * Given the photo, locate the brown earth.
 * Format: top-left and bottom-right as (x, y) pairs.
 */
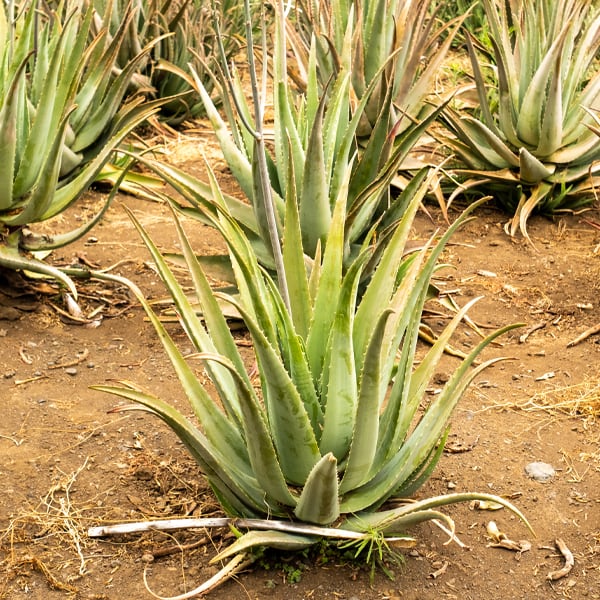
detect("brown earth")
(1, 133), (599, 599)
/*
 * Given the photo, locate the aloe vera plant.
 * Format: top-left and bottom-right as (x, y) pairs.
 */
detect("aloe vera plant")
(92, 0), (247, 124)
(0, 0), (165, 294)
(439, 0), (600, 241)
(286, 0), (463, 136)
(93, 162), (530, 588)
(143, 0), (447, 283)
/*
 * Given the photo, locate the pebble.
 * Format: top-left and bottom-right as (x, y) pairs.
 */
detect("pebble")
(65, 367), (78, 376)
(525, 461), (555, 482)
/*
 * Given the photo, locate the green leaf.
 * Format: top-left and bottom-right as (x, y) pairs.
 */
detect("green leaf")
(0, 56), (28, 210)
(339, 309), (392, 493)
(294, 453), (340, 525)
(94, 384), (265, 517)
(319, 252), (368, 460)
(282, 153), (312, 339)
(225, 294), (321, 486)
(300, 93), (331, 256)
(197, 352), (298, 507)
(211, 530), (317, 564)
(518, 147), (555, 184)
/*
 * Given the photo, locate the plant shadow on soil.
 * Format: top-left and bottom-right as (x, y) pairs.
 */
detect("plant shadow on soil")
(1, 143), (599, 599)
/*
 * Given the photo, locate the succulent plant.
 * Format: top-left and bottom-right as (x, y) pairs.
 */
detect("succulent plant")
(0, 0), (165, 294)
(439, 0), (600, 241)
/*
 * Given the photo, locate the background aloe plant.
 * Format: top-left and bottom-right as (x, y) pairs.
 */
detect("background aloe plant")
(439, 0), (600, 241)
(285, 0), (463, 137)
(92, 0), (248, 125)
(142, 0), (447, 286)
(0, 0), (166, 294)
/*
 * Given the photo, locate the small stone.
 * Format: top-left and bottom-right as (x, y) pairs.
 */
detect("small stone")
(65, 367), (78, 376)
(525, 461), (555, 482)
(447, 481), (457, 489)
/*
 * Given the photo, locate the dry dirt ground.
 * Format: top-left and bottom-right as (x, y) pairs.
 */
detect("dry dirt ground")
(1, 135), (599, 599)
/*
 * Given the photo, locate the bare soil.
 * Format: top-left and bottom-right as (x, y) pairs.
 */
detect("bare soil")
(1, 134), (599, 599)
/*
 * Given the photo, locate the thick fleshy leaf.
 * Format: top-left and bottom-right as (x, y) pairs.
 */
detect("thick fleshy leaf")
(294, 453), (340, 525)
(516, 26), (569, 146)
(300, 94), (330, 256)
(341, 324), (521, 514)
(518, 147), (555, 184)
(0, 57), (27, 210)
(93, 385), (265, 517)
(223, 295), (321, 486)
(344, 492), (533, 536)
(211, 530), (317, 564)
(339, 309), (392, 493)
(319, 253), (367, 459)
(196, 353), (298, 508)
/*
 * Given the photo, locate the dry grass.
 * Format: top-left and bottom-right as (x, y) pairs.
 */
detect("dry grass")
(0, 460), (92, 597)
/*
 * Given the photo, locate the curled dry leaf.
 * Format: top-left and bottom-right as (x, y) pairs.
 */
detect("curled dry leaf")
(486, 521), (531, 553)
(547, 538), (574, 581)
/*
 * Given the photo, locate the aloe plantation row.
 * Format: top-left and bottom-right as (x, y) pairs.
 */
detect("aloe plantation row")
(1, 0), (598, 592)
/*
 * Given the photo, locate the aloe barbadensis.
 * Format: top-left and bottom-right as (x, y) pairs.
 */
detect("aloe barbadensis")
(439, 0), (600, 242)
(0, 0), (165, 293)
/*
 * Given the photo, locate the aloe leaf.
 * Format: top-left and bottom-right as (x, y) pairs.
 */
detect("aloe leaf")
(211, 530), (317, 564)
(222, 294), (321, 486)
(353, 175), (425, 361)
(71, 35), (167, 153)
(536, 52), (563, 157)
(305, 170), (347, 380)
(2, 106), (76, 226)
(394, 427), (450, 499)
(0, 232), (78, 298)
(408, 297), (482, 408)
(294, 453), (340, 525)
(516, 26), (569, 147)
(188, 64), (256, 202)
(274, 79), (305, 201)
(300, 92), (331, 256)
(12, 11), (75, 199)
(454, 117), (518, 169)
(320, 70), (350, 181)
(0, 55), (28, 211)
(339, 309), (392, 493)
(341, 324), (520, 514)
(195, 352), (298, 507)
(508, 181), (554, 242)
(136, 155), (260, 237)
(264, 278), (323, 437)
(126, 203), (244, 424)
(46, 98), (164, 220)
(20, 181), (115, 251)
(170, 205), (250, 387)
(319, 252), (368, 459)
(282, 152), (312, 340)
(348, 69), (394, 201)
(344, 491), (533, 536)
(548, 130), (600, 165)
(518, 147), (555, 184)
(100, 262), (250, 465)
